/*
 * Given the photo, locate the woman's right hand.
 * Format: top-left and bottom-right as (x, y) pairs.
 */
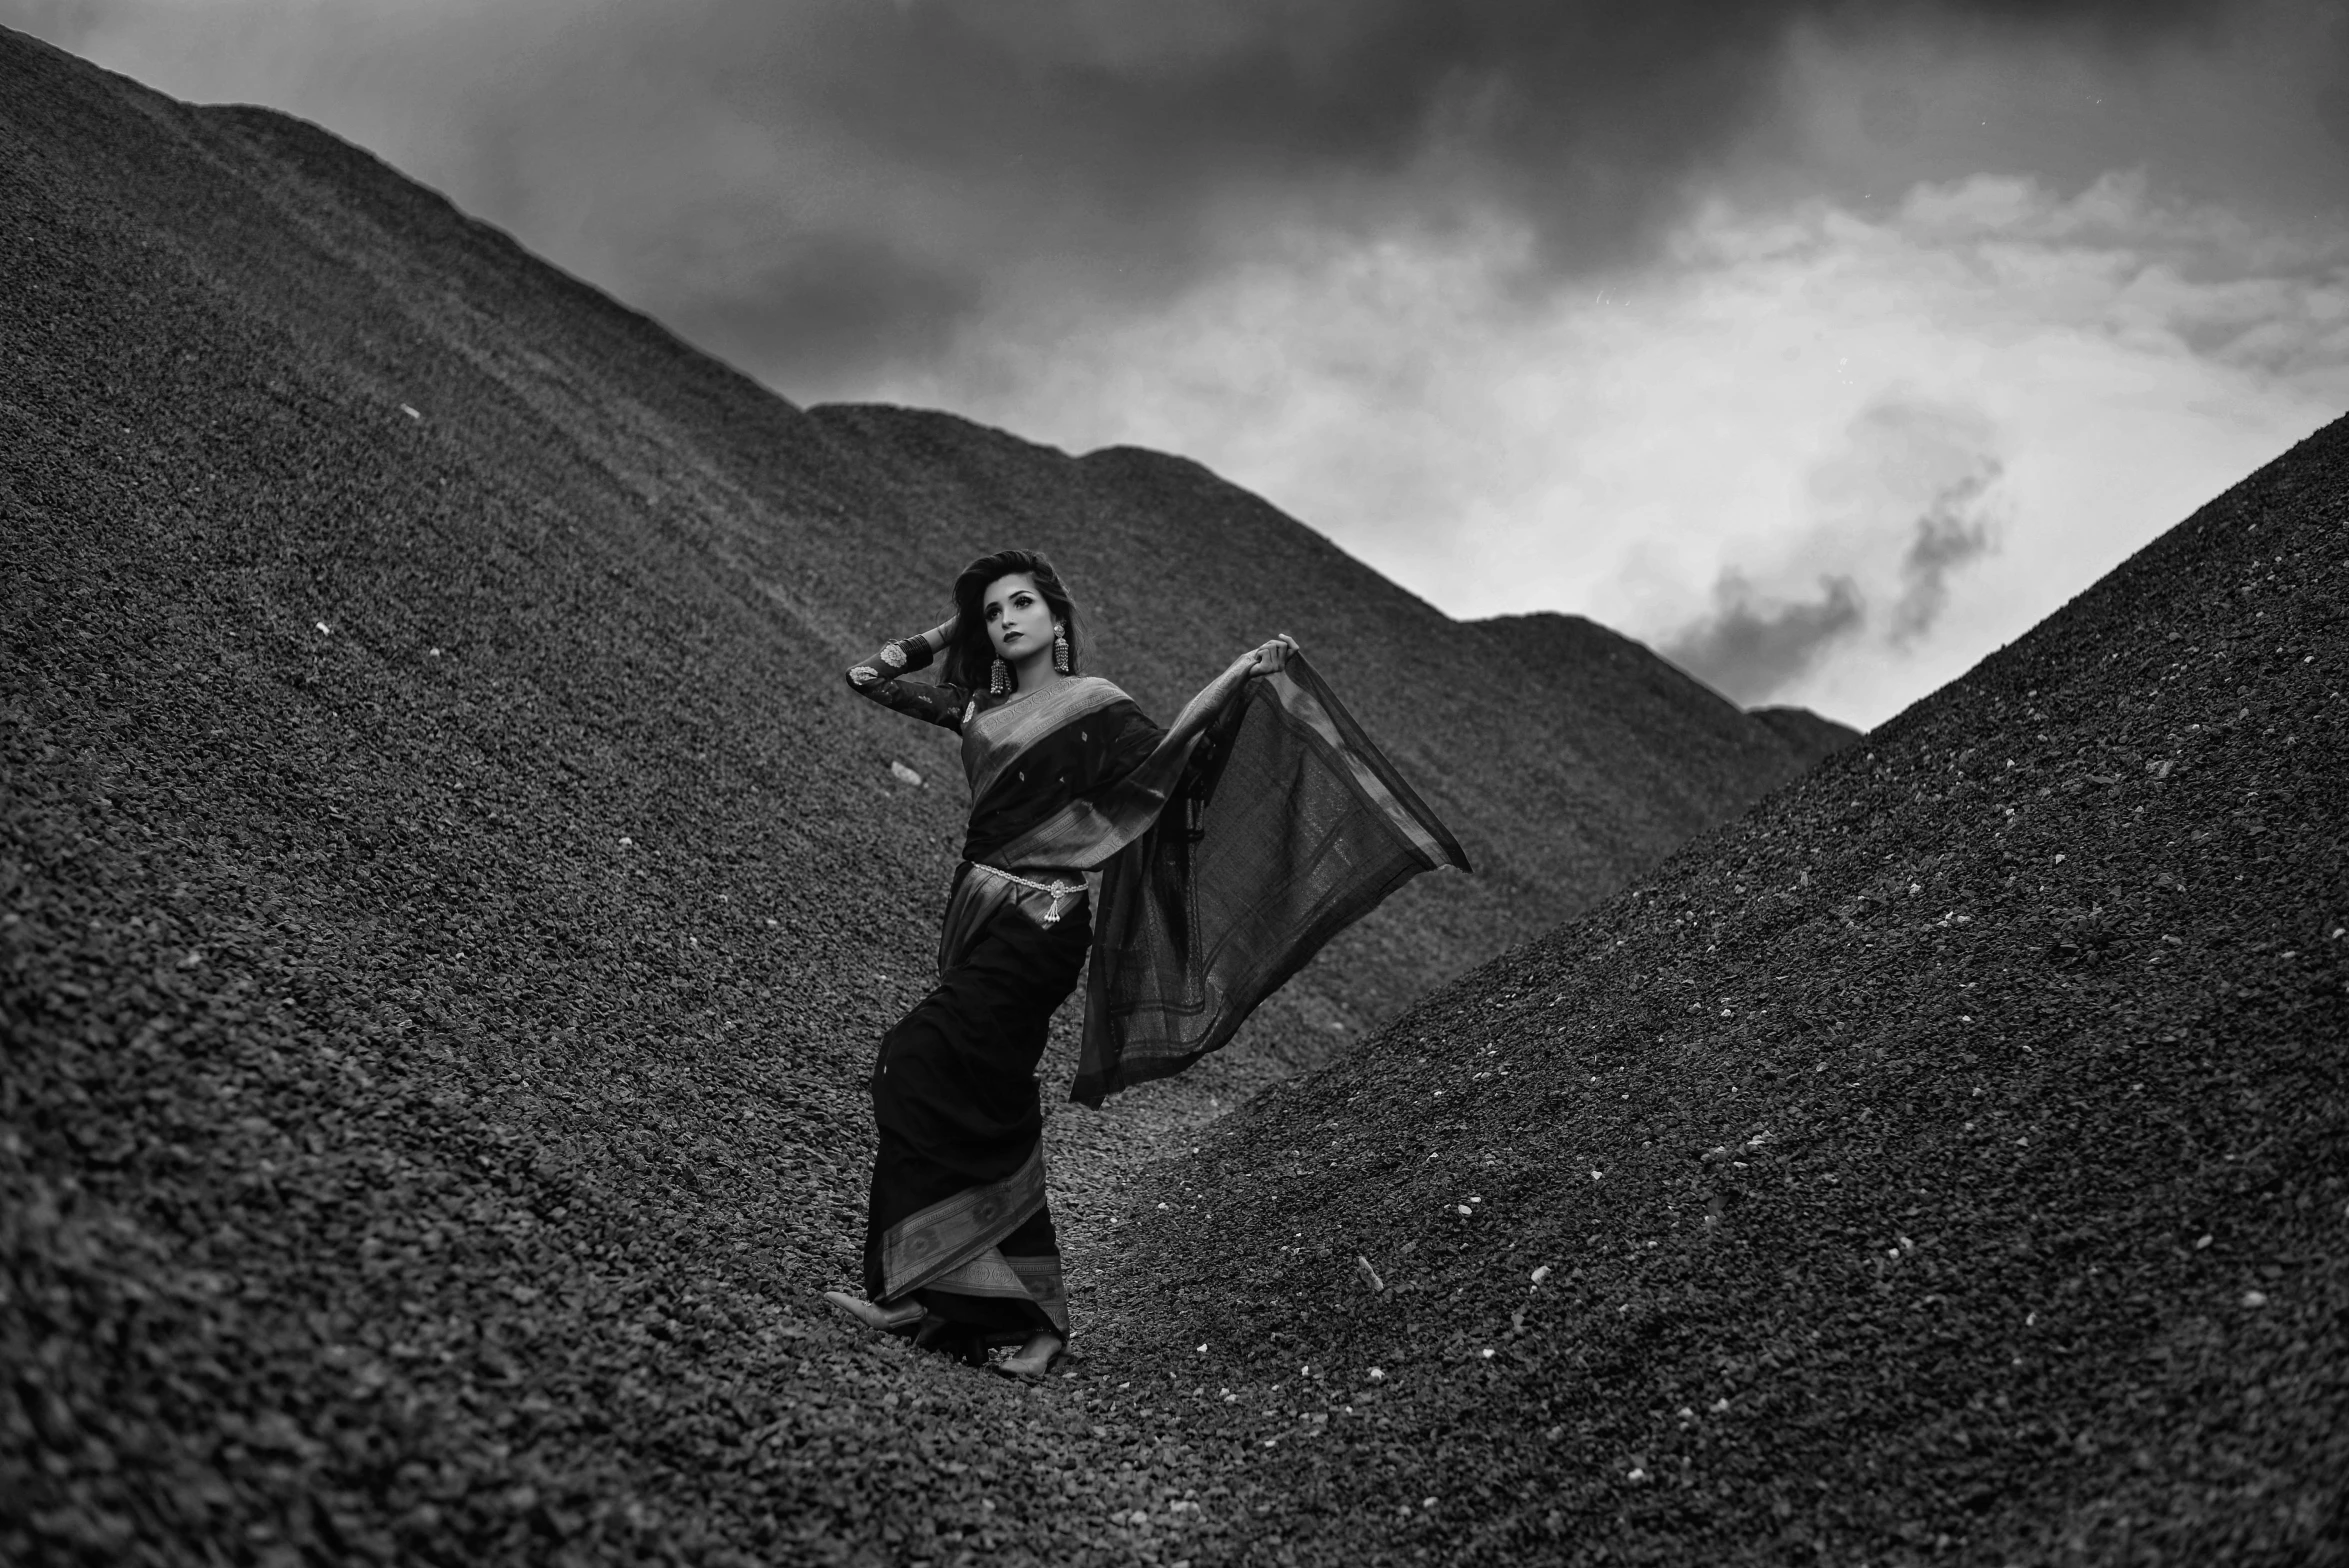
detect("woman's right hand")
(1242, 633), (1299, 678)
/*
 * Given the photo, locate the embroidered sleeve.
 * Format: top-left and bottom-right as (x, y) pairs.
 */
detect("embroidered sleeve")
(846, 630), (967, 732)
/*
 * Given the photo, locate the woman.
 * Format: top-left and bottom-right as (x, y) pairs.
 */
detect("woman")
(825, 548), (1466, 1378)
(824, 549), (1286, 1377)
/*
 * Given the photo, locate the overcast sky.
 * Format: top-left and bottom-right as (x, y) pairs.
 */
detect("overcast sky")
(19, 0), (2348, 727)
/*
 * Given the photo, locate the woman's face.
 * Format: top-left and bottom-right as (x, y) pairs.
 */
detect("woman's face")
(981, 572), (1055, 662)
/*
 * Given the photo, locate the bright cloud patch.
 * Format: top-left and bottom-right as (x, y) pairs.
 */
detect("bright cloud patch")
(1664, 391), (2006, 703)
(882, 171), (2349, 729)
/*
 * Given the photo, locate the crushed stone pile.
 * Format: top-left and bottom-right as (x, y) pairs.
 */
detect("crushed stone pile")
(1092, 415), (2349, 1564)
(4, 26), (1848, 1567)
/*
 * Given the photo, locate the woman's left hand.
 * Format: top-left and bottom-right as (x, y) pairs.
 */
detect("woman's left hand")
(1243, 633), (1299, 678)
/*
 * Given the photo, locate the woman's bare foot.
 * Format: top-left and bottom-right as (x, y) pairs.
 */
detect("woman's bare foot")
(993, 1331), (1063, 1380)
(822, 1289), (924, 1332)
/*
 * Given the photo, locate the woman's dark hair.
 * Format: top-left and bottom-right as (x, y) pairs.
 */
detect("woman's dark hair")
(942, 549), (1082, 693)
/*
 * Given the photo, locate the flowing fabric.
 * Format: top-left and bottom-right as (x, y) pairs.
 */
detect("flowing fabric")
(1073, 650), (1471, 1105)
(844, 635), (1467, 1336)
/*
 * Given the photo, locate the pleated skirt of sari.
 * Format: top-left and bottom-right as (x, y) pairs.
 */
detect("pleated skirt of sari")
(862, 884), (1088, 1339)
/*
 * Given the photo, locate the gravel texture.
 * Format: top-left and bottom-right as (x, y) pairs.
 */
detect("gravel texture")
(3, 29), (1849, 1568)
(1103, 417), (2349, 1564)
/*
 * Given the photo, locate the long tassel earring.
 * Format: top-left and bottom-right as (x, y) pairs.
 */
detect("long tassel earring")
(1051, 625), (1071, 674)
(988, 657), (1011, 697)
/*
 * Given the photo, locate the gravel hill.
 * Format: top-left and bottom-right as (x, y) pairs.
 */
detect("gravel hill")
(4, 27), (1853, 1568)
(1097, 416), (2349, 1564)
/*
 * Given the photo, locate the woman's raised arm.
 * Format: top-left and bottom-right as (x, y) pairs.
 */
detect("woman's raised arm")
(845, 615), (967, 731)
(1161, 633), (1299, 749)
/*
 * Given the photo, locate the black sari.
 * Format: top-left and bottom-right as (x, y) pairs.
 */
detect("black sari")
(845, 635), (1466, 1340)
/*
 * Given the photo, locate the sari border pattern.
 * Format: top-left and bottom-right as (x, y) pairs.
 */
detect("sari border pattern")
(880, 1142), (1048, 1300)
(1007, 1252), (1070, 1333)
(925, 1248), (1072, 1334)
(1271, 655), (1469, 871)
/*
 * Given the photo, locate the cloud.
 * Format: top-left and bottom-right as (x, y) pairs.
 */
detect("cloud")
(1777, 1), (2349, 229)
(1662, 391), (2006, 702)
(1661, 574), (1866, 704)
(1893, 467), (2000, 645)
(658, 234), (982, 384)
(18, 0), (2301, 398)
(867, 168), (2347, 727)
(1803, 392), (2007, 654)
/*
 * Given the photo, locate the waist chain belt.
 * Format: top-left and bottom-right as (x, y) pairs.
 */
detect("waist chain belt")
(969, 863), (1086, 927)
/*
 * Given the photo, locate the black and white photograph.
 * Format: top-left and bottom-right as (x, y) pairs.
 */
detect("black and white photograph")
(3, 2), (2344, 1562)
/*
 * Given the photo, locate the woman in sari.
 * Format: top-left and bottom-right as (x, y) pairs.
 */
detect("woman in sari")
(823, 549), (1288, 1378)
(824, 547), (1468, 1378)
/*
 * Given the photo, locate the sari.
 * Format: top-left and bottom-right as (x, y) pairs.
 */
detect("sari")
(844, 635), (1465, 1341)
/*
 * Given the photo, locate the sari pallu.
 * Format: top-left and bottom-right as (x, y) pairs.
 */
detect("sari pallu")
(1075, 651), (1471, 1104)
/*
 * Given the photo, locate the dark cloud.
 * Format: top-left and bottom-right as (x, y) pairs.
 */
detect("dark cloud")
(2319, 81), (2349, 149)
(1662, 573), (1865, 705)
(667, 0), (2250, 380)
(15, 0), (2283, 393)
(657, 233), (982, 385)
(765, 0), (2336, 396)
(1892, 467), (2000, 643)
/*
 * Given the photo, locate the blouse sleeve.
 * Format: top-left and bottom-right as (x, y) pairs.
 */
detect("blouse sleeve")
(1101, 702), (1167, 782)
(846, 630), (970, 733)
(1088, 659), (1253, 793)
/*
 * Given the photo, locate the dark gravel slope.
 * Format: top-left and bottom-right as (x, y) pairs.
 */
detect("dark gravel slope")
(2, 26), (1854, 1568)
(1746, 704), (1859, 772)
(1097, 417), (2349, 1564)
